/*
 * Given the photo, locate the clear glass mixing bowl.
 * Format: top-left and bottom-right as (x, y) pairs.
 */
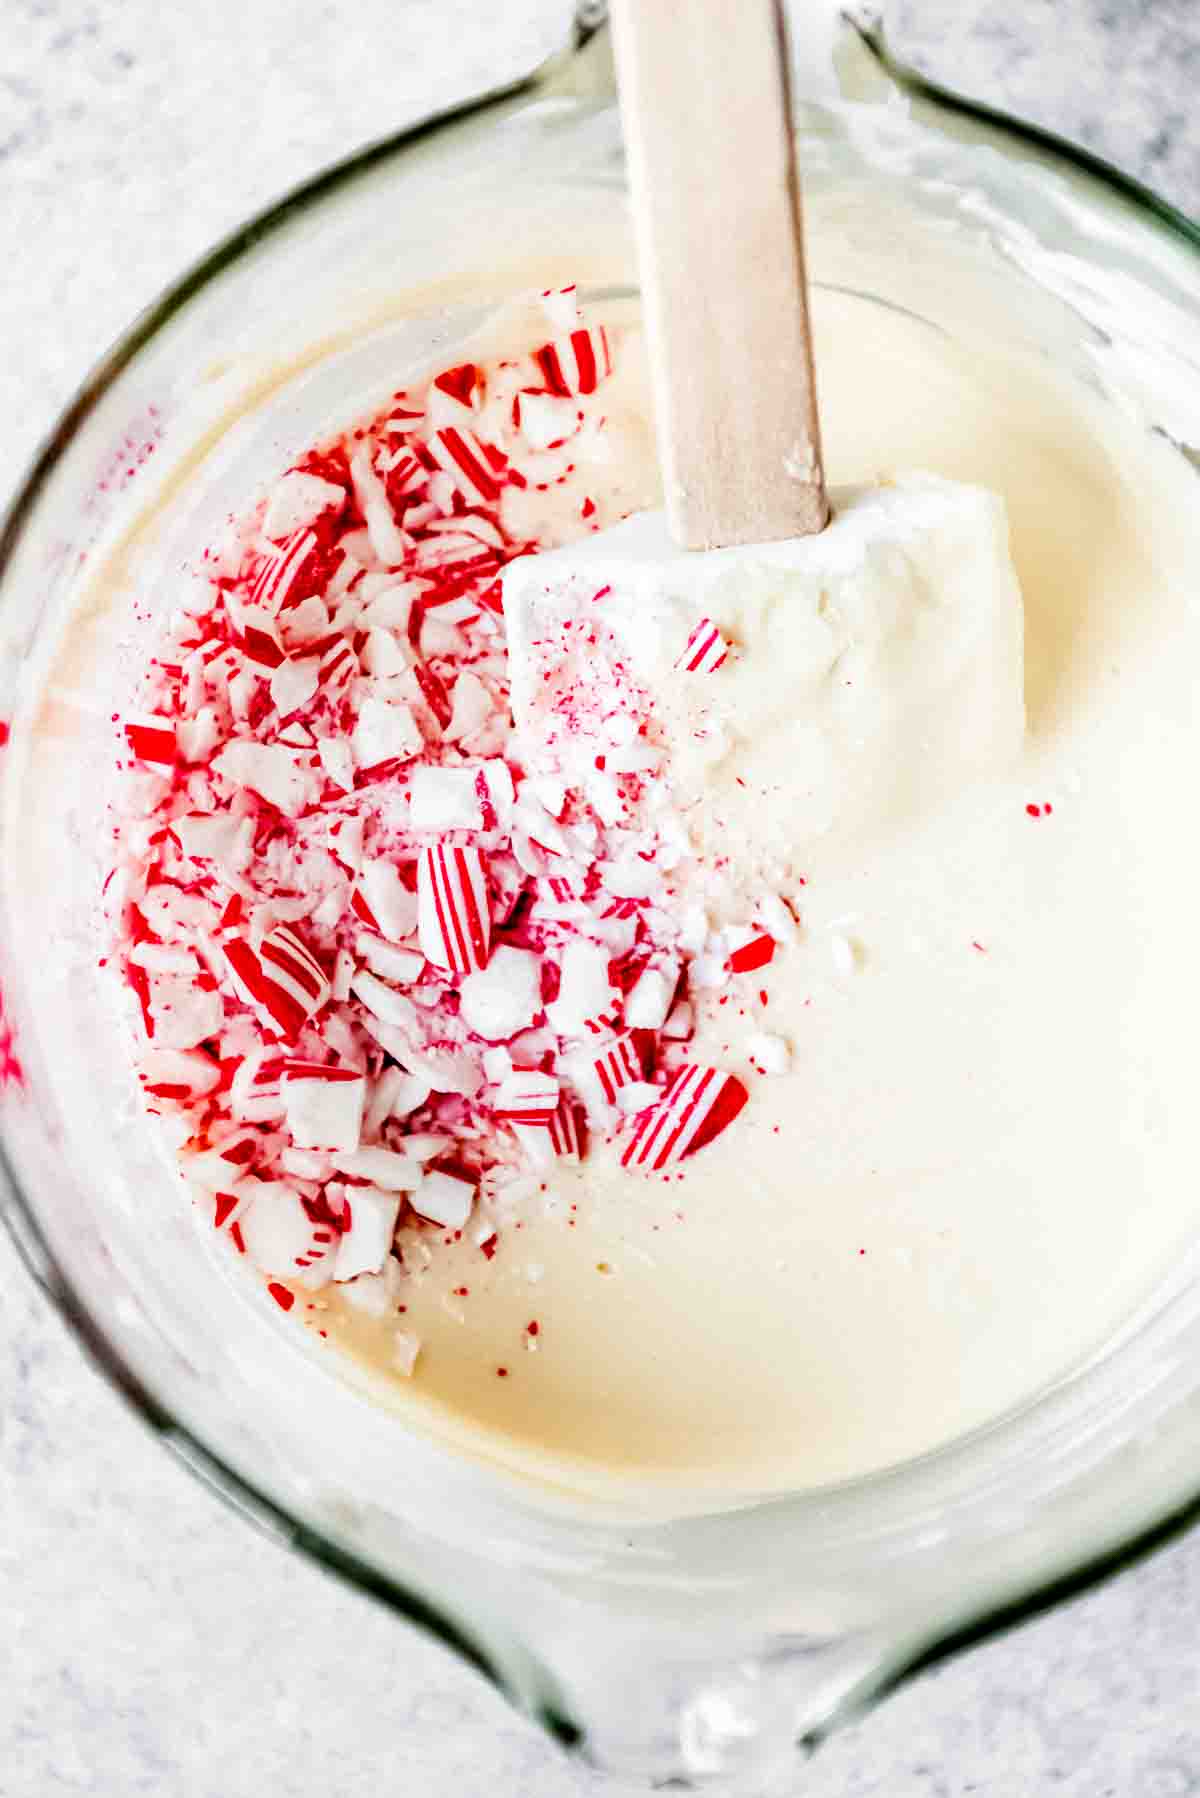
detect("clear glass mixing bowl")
(3, 5), (1200, 1789)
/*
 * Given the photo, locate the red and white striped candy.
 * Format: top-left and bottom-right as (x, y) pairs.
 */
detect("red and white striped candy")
(512, 1099), (582, 1168)
(417, 843), (491, 977)
(250, 528), (318, 613)
(675, 618), (729, 674)
(382, 443), (431, 501)
(230, 1049), (288, 1123)
(492, 1069), (560, 1124)
(124, 714), (176, 769)
(428, 426), (505, 507)
(590, 1033), (645, 1106)
(224, 925), (330, 1040)
(532, 326), (612, 398)
(620, 1065), (748, 1172)
(316, 636), (357, 697)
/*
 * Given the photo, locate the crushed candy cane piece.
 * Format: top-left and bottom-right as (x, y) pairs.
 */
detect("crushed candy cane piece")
(411, 1168), (475, 1229)
(418, 843), (490, 975)
(353, 697), (423, 769)
(333, 1186), (401, 1282)
(492, 1069), (560, 1122)
(281, 1064), (366, 1152)
(106, 300), (794, 1321)
(458, 944), (541, 1041)
(512, 1099), (582, 1167)
(726, 931), (776, 975)
(409, 765), (484, 832)
(621, 1065), (749, 1172)
(225, 926), (329, 1040)
(124, 714), (176, 768)
(745, 1032), (791, 1074)
(676, 618), (729, 673)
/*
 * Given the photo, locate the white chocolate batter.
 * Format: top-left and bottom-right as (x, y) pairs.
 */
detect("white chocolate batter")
(318, 288), (1200, 1504)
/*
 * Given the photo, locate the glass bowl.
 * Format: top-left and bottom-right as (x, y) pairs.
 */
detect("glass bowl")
(3, 4), (1200, 1788)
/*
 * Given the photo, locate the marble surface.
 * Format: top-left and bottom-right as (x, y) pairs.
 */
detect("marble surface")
(2, 3), (1199, 1794)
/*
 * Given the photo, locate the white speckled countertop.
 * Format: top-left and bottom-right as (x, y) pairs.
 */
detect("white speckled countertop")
(3, 4), (1200, 1793)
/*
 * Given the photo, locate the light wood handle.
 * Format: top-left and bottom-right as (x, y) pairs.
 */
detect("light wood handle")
(610, 0), (828, 549)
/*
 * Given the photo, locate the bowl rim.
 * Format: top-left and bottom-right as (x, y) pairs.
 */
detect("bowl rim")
(3, 7), (1200, 1754)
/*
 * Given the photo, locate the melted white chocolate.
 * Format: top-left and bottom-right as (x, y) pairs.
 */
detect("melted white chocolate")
(320, 286), (1200, 1506)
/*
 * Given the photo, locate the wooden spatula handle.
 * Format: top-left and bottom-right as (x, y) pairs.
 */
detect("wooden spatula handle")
(610, 0), (828, 549)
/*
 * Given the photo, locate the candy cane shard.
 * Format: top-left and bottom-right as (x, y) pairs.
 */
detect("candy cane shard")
(590, 1033), (645, 1105)
(250, 528), (319, 612)
(137, 1047), (220, 1103)
(333, 1185), (401, 1282)
(512, 1099), (582, 1168)
(620, 1065), (749, 1172)
(417, 843), (491, 976)
(492, 1069), (560, 1123)
(533, 326), (612, 397)
(124, 714), (176, 768)
(427, 426), (504, 507)
(224, 925), (330, 1040)
(281, 1063), (366, 1155)
(675, 618), (729, 674)
(726, 931), (776, 974)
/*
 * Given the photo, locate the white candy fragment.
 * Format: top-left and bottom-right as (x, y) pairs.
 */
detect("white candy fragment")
(361, 626), (409, 678)
(616, 1080), (662, 1115)
(458, 945), (542, 1041)
(357, 935), (423, 985)
(179, 1128), (258, 1189)
(171, 810), (248, 869)
(546, 940), (614, 1038)
(355, 857), (418, 942)
(147, 973), (222, 1050)
(333, 1185), (401, 1281)
(339, 1259), (402, 1317)
(138, 1047), (221, 1102)
(624, 960), (679, 1030)
(755, 892), (800, 944)
(281, 1067), (366, 1153)
(410, 1168), (475, 1229)
(333, 1147), (424, 1190)
(176, 708), (221, 765)
(350, 442), (409, 566)
(443, 671), (493, 744)
(361, 581), (418, 633)
(353, 697), (423, 769)
(408, 765), (484, 832)
(240, 1180), (337, 1287)
(213, 739), (314, 817)
(745, 1032), (791, 1074)
(317, 735), (355, 794)
(482, 1047), (513, 1084)
(350, 969), (420, 1031)
(392, 1330), (422, 1376)
(262, 470), (344, 540)
(363, 1067), (431, 1134)
(662, 1000), (695, 1040)
(270, 657), (320, 716)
